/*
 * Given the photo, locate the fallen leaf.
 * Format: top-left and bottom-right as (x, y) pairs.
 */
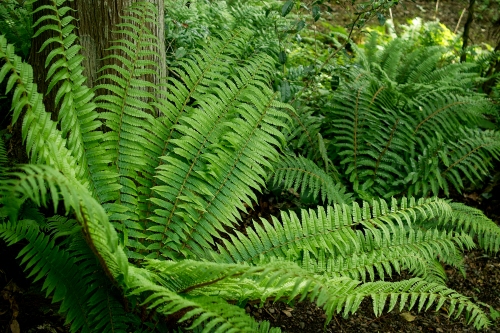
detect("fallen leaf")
(287, 188), (300, 198)
(464, 193), (481, 202)
(10, 320), (20, 333)
(400, 312), (416, 321)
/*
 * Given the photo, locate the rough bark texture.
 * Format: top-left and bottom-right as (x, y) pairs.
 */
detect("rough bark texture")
(27, 0), (166, 111)
(460, 0), (475, 63)
(75, 0), (166, 91)
(27, 0), (69, 115)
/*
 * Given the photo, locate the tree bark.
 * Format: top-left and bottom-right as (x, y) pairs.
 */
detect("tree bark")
(74, 0), (166, 91)
(27, 0), (166, 112)
(460, 0), (475, 63)
(27, 0), (70, 115)
(482, 18), (500, 95)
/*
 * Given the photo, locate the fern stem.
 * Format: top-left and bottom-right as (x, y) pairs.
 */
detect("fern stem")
(441, 142), (496, 176)
(370, 86), (385, 106)
(354, 73), (365, 82)
(373, 119), (399, 181)
(413, 101), (469, 135)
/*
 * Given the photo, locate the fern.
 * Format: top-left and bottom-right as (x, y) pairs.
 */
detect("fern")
(30, 0), (105, 200)
(0, 136), (7, 174)
(0, 1), (498, 332)
(0, 219), (132, 333)
(268, 154), (351, 205)
(324, 35), (500, 198)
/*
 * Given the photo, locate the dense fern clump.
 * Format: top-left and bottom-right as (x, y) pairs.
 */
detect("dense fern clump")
(0, 1), (499, 332)
(323, 32), (500, 199)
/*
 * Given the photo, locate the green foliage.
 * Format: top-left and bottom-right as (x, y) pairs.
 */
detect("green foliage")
(268, 154), (350, 204)
(164, 0), (280, 63)
(321, 33), (500, 199)
(0, 0), (32, 58)
(0, 1), (499, 332)
(0, 136), (7, 174)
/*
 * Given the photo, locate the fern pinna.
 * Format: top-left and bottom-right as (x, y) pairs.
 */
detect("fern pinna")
(0, 1), (499, 332)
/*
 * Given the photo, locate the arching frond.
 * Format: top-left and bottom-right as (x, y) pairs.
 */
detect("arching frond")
(268, 154), (352, 204)
(0, 35), (84, 182)
(445, 203), (500, 253)
(208, 197), (453, 264)
(0, 220), (131, 333)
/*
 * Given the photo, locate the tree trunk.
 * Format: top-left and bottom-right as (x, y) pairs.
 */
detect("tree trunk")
(74, 0), (166, 91)
(460, 0), (475, 63)
(28, 0), (166, 111)
(27, 0), (70, 115)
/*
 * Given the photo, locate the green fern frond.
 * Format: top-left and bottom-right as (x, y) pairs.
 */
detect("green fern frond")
(45, 215), (80, 241)
(303, 228), (473, 283)
(30, 0), (106, 201)
(0, 136), (7, 174)
(93, 1), (163, 215)
(411, 94), (488, 137)
(209, 196), (452, 264)
(327, 35), (500, 198)
(268, 154), (351, 204)
(178, 320), (282, 333)
(343, 278), (489, 328)
(0, 220), (130, 333)
(0, 163), (127, 282)
(127, 266), (261, 333)
(148, 259), (489, 329)
(283, 104), (320, 157)
(403, 129), (500, 197)
(441, 129), (500, 188)
(0, 35), (87, 183)
(446, 203), (500, 253)
(153, 87), (289, 259)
